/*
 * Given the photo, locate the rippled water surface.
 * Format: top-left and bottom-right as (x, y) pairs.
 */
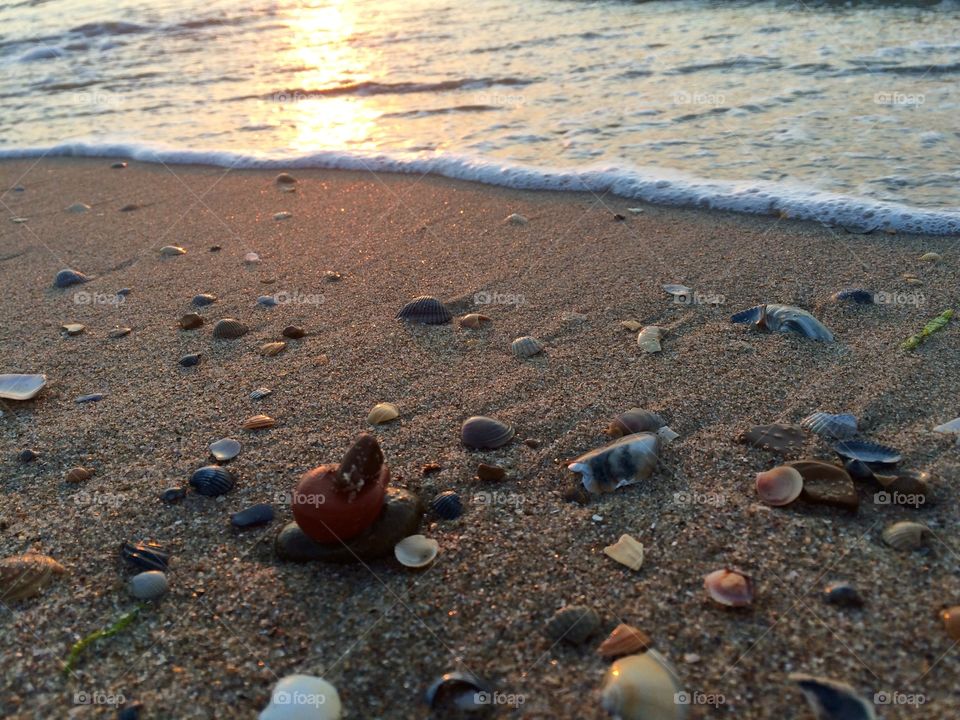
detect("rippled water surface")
(1, 0), (959, 229)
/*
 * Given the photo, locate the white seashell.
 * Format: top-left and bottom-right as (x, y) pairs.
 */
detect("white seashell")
(600, 650), (687, 720)
(260, 675), (342, 720)
(604, 534), (644, 571)
(65, 202), (91, 213)
(569, 427), (676, 494)
(244, 252), (261, 264)
(0, 374), (47, 401)
(505, 213), (528, 225)
(511, 336), (544, 358)
(933, 417), (960, 434)
(62, 323), (85, 336)
(881, 521), (931, 551)
(159, 245), (186, 256)
(755, 466), (803, 506)
(209, 438), (241, 462)
(129, 571), (168, 601)
(627, 207), (644, 214)
(394, 535), (438, 568)
(274, 211), (293, 220)
(800, 412), (857, 440)
(637, 326), (665, 353)
(368, 402), (400, 425)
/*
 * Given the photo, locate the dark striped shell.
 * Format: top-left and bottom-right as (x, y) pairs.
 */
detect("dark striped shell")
(54, 269), (89, 288)
(606, 408), (666, 438)
(212, 318), (249, 339)
(425, 672), (492, 711)
(832, 440), (901, 466)
(395, 296), (452, 325)
(461, 416), (515, 449)
(189, 465), (236, 496)
(832, 288), (874, 305)
(120, 541), (169, 572)
(192, 293), (217, 307)
(430, 491), (463, 520)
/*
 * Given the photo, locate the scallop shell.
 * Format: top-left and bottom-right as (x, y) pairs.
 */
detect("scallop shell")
(368, 402), (400, 425)
(942, 606), (960, 641)
(243, 414), (276, 430)
(189, 465), (236, 496)
(831, 439), (901, 466)
(511, 336), (544, 358)
(637, 326), (665, 352)
(568, 428), (675, 494)
(801, 412), (858, 440)
(159, 245), (186, 257)
(129, 570), (168, 601)
(597, 623), (652, 658)
(260, 341), (287, 357)
(881, 521), (931, 551)
(212, 318), (249, 339)
(832, 288), (874, 305)
(192, 293), (217, 306)
(790, 674), (876, 720)
(601, 650), (686, 720)
(459, 313), (491, 329)
(395, 296), (452, 324)
(394, 535), (438, 568)
(65, 467), (92, 484)
(704, 568), (754, 607)
(604, 534), (645, 571)
(282, 325), (306, 339)
(430, 491), (463, 520)
(54, 268), (89, 288)
(543, 605), (600, 644)
(120, 540), (169, 571)
(461, 416), (515, 449)
(0, 374), (47, 401)
(606, 408), (667, 438)
(755, 466), (804, 506)
(0, 554), (66, 602)
(179, 313), (203, 330)
(731, 304), (834, 342)
(209, 438), (241, 462)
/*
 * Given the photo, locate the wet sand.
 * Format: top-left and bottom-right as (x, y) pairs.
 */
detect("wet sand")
(0, 157), (958, 719)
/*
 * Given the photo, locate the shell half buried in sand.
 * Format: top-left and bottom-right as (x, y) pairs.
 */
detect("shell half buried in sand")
(569, 427), (676, 494)
(394, 535), (438, 568)
(881, 521), (932, 551)
(0, 374), (47, 401)
(731, 303), (834, 342)
(637, 326), (665, 353)
(604, 534), (645, 571)
(600, 649), (687, 720)
(511, 335), (544, 358)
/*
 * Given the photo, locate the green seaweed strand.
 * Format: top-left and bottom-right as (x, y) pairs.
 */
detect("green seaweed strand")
(63, 605), (142, 676)
(901, 309), (954, 350)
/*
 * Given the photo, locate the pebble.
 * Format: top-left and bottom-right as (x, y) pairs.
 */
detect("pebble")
(129, 571), (168, 600)
(281, 325), (306, 339)
(273, 211), (292, 220)
(18, 448), (38, 463)
(179, 353), (201, 367)
(108, 327), (132, 339)
(477, 463), (506, 482)
(65, 467), (92, 483)
(192, 293), (217, 307)
(160, 487), (187, 504)
(256, 295), (278, 307)
(823, 582), (865, 608)
(62, 323), (85, 336)
(231, 503), (274, 528)
(117, 703), (143, 720)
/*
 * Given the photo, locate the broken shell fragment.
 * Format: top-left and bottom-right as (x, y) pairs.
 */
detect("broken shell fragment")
(505, 212), (528, 225)
(394, 535), (438, 568)
(179, 313), (203, 330)
(544, 605), (600, 644)
(597, 623), (652, 658)
(461, 416), (515, 449)
(790, 674), (875, 720)
(260, 341), (287, 357)
(831, 439), (901, 466)
(606, 408), (667, 438)
(511, 335), (544, 358)
(250, 387), (271, 400)
(459, 313), (491, 329)
(395, 296), (452, 324)
(637, 325), (665, 353)
(755, 466), (804, 506)
(881, 521), (932, 551)
(212, 318), (249, 339)
(0, 374), (47, 401)
(662, 283), (692, 300)
(800, 412), (858, 440)
(788, 460), (858, 511)
(209, 438), (241, 462)
(604, 534), (645, 571)
(243, 414), (276, 430)
(0, 554), (66, 602)
(569, 428), (676, 494)
(600, 650), (687, 720)
(368, 402), (400, 425)
(704, 568), (754, 607)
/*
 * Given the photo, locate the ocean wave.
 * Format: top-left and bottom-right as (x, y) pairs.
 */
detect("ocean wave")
(231, 77), (536, 102)
(2, 141), (958, 235)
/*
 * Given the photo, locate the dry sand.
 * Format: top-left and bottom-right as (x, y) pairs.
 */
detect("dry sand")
(0, 157), (958, 719)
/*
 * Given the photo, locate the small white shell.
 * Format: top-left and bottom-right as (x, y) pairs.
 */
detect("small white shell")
(129, 571), (168, 601)
(209, 438), (241, 462)
(620, 320), (643, 332)
(368, 402), (400, 425)
(511, 336), (544, 358)
(755, 466), (803, 506)
(604, 534), (644, 571)
(260, 675), (342, 720)
(62, 323), (85, 336)
(394, 535), (438, 568)
(159, 245), (187, 256)
(505, 213), (528, 225)
(881, 521), (931, 551)
(662, 283), (692, 298)
(0, 374), (47, 401)
(600, 650), (687, 720)
(638, 326), (665, 353)
(244, 252), (261, 264)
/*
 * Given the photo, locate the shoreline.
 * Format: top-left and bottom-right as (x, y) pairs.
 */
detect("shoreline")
(1, 157), (958, 719)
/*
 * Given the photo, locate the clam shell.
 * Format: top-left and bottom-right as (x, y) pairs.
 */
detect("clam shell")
(189, 465), (236, 496)
(120, 540), (169, 571)
(54, 268), (89, 288)
(430, 491), (463, 520)
(179, 313), (203, 330)
(919, 251), (941, 262)
(881, 521), (931, 551)
(942, 606), (960, 641)
(637, 325), (665, 352)
(65, 466), (92, 483)
(0, 554), (66, 602)
(569, 430), (669, 494)
(192, 293), (217, 307)
(395, 296), (452, 325)
(282, 325), (306, 339)
(274, 172), (297, 185)
(394, 534), (438, 568)
(368, 402), (400, 425)
(755, 466), (804, 506)
(511, 335), (544, 358)
(425, 672), (491, 711)
(831, 439), (901, 466)
(787, 460), (858, 511)
(261, 676), (342, 720)
(108, 327), (132, 339)
(597, 623), (652, 658)
(732, 304), (834, 342)
(212, 318), (249, 339)
(606, 408), (666, 438)
(604, 534), (645, 571)
(243, 414), (276, 430)
(704, 568), (754, 607)
(62, 323), (85, 336)
(159, 245), (186, 256)
(0, 373), (46, 401)
(544, 605), (600, 644)
(129, 570), (168, 601)
(832, 288), (874, 305)
(601, 650), (685, 720)
(790, 674), (876, 720)
(250, 387), (272, 400)
(209, 438), (241, 462)
(461, 415), (515, 449)
(459, 313), (491, 329)
(260, 341), (287, 357)
(801, 412), (858, 440)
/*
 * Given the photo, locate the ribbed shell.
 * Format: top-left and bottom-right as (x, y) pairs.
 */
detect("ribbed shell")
(430, 491), (463, 520)
(832, 439), (901, 465)
(801, 412), (858, 440)
(511, 336), (544, 358)
(882, 521), (931, 551)
(120, 541), (169, 571)
(249, 387), (272, 400)
(597, 623), (652, 658)
(191, 293), (217, 307)
(0, 554), (66, 602)
(243, 414), (276, 430)
(460, 416), (515, 449)
(603, 534), (644, 570)
(212, 318), (249, 339)
(54, 269), (88, 288)
(260, 341), (287, 357)
(368, 402), (400, 425)
(395, 296), (452, 325)
(543, 605), (600, 644)
(189, 465), (236, 496)
(459, 313), (491, 329)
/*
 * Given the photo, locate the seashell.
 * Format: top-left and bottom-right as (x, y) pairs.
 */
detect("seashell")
(800, 412), (858, 440)
(19, 449), (38, 463)
(477, 463), (506, 482)
(108, 327), (132, 339)
(179, 313), (203, 330)
(129, 571), (168, 601)
(425, 672), (491, 712)
(0, 554), (66, 602)
(620, 319), (643, 332)
(544, 605), (600, 644)
(62, 323), (85, 336)
(260, 675), (341, 720)
(274, 172), (297, 185)
(159, 245), (186, 257)
(511, 335), (544, 358)
(569, 428), (676, 494)
(65, 202), (91, 213)
(933, 417), (960, 435)
(832, 288), (874, 305)
(755, 466), (804, 506)
(250, 387), (272, 400)
(273, 211), (292, 221)
(601, 649), (685, 720)
(790, 674), (876, 720)
(831, 439), (901, 466)
(323, 270), (342, 282)
(942, 606), (960, 642)
(738, 423), (805, 454)
(116, 288), (131, 296)
(505, 212), (528, 225)
(394, 535), (438, 568)
(597, 623), (652, 658)
(231, 503), (274, 528)
(461, 415), (515, 449)
(430, 491), (463, 520)
(212, 318), (249, 339)
(788, 460), (858, 510)
(881, 521), (931, 551)
(0, 373), (46, 401)
(260, 341), (286, 357)
(731, 304), (834, 342)
(179, 353), (201, 367)
(243, 414), (276, 430)
(604, 534), (645, 571)
(606, 408), (667, 438)
(54, 268), (89, 288)
(209, 438), (241, 462)
(75, 392), (104, 403)
(704, 568), (754, 607)
(368, 402), (400, 425)
(243, 251), (261, 263)
(282, 325), (306, 339)
(257, 295), (278, 308)
(120, 540), (169, 572)
(65, 466), (92, 483)
(919, 251), (941, 262)
(160, 487), (187, 504)
(459, 313), (491, 329)
(395, 296), (452, 325)
(210, 245), (221, 252)
(637, 325), (665, 352)
(662, 283), (692, 299)
(189, 465), (236, 496)
(823, 582), (864, 608)
(192, 293), (217, 307)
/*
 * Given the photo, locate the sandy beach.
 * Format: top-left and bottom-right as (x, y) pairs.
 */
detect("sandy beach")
(1, 157), (958, 719)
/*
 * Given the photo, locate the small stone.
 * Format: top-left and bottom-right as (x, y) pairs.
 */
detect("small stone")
(273, 211), (293, 221)
(282, 325), (306, 339)
(231, 503), (274, 528)
(477, 463), (506, 482)
(65, 467), (92, 483)
(562, 482), (589, 505)
(323, 270), (342, 282)
(108, 327), (132, 339)
(179, 313), (203, 330)
(191, 293), (217, 307)
(209, 245), (221, 252)
(179, 353), (201, 367)
(160, 487), (187, 504)
(421, 463), (442, 476)
(18, 449), (38, 463)
(523, 438), (541, 449)
(129, 571), (168, 600)
(823, 582), (864, 608)
(505, 213), (528, 225)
